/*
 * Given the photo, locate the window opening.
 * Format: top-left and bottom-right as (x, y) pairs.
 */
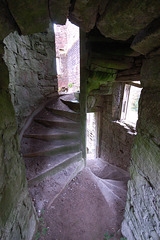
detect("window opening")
(121, 83), (142, 127)
(54, 19), (80, 93)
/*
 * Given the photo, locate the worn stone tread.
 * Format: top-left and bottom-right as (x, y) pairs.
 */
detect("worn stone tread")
(24, 121), (79, 135)
(35, 108), (77, 122)
(46, 106), (80, 122)
(24, 131), (80, 141)
(25, 152), (82, 182)
(34, 118), (80, 129)
(22, 138), (80, 156)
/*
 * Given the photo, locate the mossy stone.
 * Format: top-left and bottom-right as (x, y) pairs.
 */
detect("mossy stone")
(87, 71), (116, 94)
(97, 0), (160, 40)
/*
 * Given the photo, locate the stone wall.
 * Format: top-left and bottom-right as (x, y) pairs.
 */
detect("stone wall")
(3, 23), (58, 130)
(122, 55), (160, 239)
(54, 20), (80, 91)
(54, 23), (68, 90)
(0, 58), (37, 240)
(67, 40), (80, 91)
(100, 83), (135, 170)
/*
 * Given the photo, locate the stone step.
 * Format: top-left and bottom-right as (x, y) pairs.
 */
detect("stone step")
(60, 98), (80, 112)
(34, 118), (80, 130)
(99, 169), (130, 182)
(87, 158), (130, 182)
(24, 131), (80, 141)
(99, 179), (127, 204)
(101, 179), (127, 194)
(24, 121), (75, 135)
(23, 141), (81, 158)
(22, 138), (78, 153)
(28, 158), (85, 212)
(35, 108), (76, 123)
(27, 151), (82, 185)
(46, 106), (80, 122)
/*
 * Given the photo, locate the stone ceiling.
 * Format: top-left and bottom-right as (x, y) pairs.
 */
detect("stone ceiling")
(1, 0), (160, 55)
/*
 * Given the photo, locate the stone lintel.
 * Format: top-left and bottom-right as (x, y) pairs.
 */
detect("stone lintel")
(115, 74), (140, 82)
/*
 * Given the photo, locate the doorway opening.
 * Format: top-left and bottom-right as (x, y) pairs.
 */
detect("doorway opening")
(54, 19), (80, 93)
(87, 112), (100, 160)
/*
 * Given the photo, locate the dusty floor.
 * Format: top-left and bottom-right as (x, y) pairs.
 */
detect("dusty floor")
(32, 157), (130, 240)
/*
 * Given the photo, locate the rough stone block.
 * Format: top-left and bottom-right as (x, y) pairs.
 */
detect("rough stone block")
(89, 41), (140, 57)
(132, 134), (160, 190)
(97, 0), (160, 41)
(90, 53), (133, 70)
(0, 89), (37, 239)
(131, 18), (160, 55)
(137, 89), (160, 145)
(141, 56), (160, 88)
(0, 1), (17, 40)
(69, 0), (102, 32)
(87, 71), (116, 95)
(121, 219), (135, 240)
(3, 25), (57, 129)
(122, 165), (160, 240)
(8, 0), (49, 35)
(50, 0), (70, 25)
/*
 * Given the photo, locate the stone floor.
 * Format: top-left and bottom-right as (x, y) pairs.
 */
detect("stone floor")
(32, 157), (130, 240)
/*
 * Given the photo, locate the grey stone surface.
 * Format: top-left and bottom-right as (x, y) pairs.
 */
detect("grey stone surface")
(0, 1), (17, 40)
(8, 0), (49, 35)
(69, 0), (102, 32)
(50, 0), (70, 25)
(141, 56), (160, 89)
(100, 84), (135, 170)
(3, 23), (58, 130)
(0, 76), (37, 239)
(97, 0), (160, 41)
(122, 76), (160, 239)
(137, 89), (160, 146)
(132, 134), (160, 190)
(131, 18), (160, 55)
(122, 163), (160, 240)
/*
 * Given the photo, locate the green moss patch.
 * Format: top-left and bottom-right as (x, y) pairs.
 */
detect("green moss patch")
(87, 71), (116, 94)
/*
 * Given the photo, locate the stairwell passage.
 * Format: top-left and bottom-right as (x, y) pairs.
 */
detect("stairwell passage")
(21, 94), (84, 211)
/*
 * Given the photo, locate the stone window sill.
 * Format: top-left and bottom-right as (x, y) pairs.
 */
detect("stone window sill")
(112, 120), (137, 135)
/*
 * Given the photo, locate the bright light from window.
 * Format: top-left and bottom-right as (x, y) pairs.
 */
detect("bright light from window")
(56, 57), (61, 75)
(121, 84), (142, 126)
